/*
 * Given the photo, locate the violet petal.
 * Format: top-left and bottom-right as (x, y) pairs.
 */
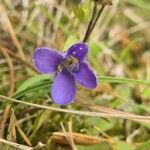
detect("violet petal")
(74, 63), (97, 89)
(51, 69), (76, 105)
(33, 48), (63, 74)
(67, 43), (88, 61)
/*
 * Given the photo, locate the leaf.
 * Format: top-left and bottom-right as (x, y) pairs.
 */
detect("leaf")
(99, 76), (150, 85)
(135, 139), (150, 150)
(33, 110), (52, 133)
(63, 35), (79, 51)
(78, 143), (112, 150)
(72, 0), (92, 22)
(84, 117), (115, 134)
(13, 74), (52, 99)
(115, 85), (131, 99)
(16, 74), (49, 93)
(29, 109), (52, 141)
(142, 87), (150, 99)
(116, 141), (135, 150)
(89, 42), (102, 58)
(89, 42), (104, 74)
(0, 144), (18, 150)
(12, 75), (149, 99)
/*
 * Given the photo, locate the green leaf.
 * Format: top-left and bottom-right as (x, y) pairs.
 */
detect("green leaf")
(89, 42), (102, 58)
(89, 42), (105, 74)
(142, 87), (150, 99)
(115, 85), (131, 99)
(72, 0), (92, 21)
(99, 76), (150, 85)
(16, 74), (49, 93)
(116, 141), (135, 150)
(13, 75), (52, 99)
(135, 139), (150, 150)
(12, 75), (149, 99)
(78, 143), (112, 150)
(84, 117), (115, 133)
(32, 110), (52, 135)
(63, 35), (79, 51)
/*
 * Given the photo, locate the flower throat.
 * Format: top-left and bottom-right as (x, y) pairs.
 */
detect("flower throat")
(58, 55), (79, 72)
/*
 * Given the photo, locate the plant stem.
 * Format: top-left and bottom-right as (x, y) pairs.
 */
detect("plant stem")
(83, 3), (105, 42)
(1, 95), (150, 123)
(87, 5), (105, 39)
(83, 3), (98, 42)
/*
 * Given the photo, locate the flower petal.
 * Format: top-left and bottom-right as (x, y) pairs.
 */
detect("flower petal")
(74, 63), (97, 89)
(51, 69), (76, 105)
(67, 43), (88, 61)
(33, 48), (63, 74)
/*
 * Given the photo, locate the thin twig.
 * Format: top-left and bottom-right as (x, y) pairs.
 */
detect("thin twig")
(87, 5), (105, 40)
(61, 123), (77, 150)
(7, 109), (16, 142)
(0, 47), (15, 96)
(68, 121), (78, 150)
(79, 102), (150, 124)
(83, 3), (98, 42)
(0, 3), (25, 59)
(0, 95), (150, 123)
(0, 48), (13, 138)
(14, 116), (32, 146)
(0, 138), (32, 150)
(0, 105), (11, 138)
(0, 46), (37, 73)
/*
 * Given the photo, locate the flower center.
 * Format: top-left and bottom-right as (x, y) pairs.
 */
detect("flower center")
(58, 56), (79, 72)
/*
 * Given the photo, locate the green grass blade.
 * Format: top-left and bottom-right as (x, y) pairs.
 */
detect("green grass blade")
(12, 75), (149, 99)
(99, 76), (150, 85)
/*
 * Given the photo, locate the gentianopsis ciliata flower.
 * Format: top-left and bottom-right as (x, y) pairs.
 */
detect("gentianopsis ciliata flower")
(33, 42), (97, 105)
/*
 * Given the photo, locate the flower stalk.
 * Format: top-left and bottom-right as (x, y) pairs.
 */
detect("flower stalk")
(83, 0), (112, 42)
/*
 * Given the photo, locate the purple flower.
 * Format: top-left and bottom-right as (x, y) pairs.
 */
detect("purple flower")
(33, 42), (97, 105)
